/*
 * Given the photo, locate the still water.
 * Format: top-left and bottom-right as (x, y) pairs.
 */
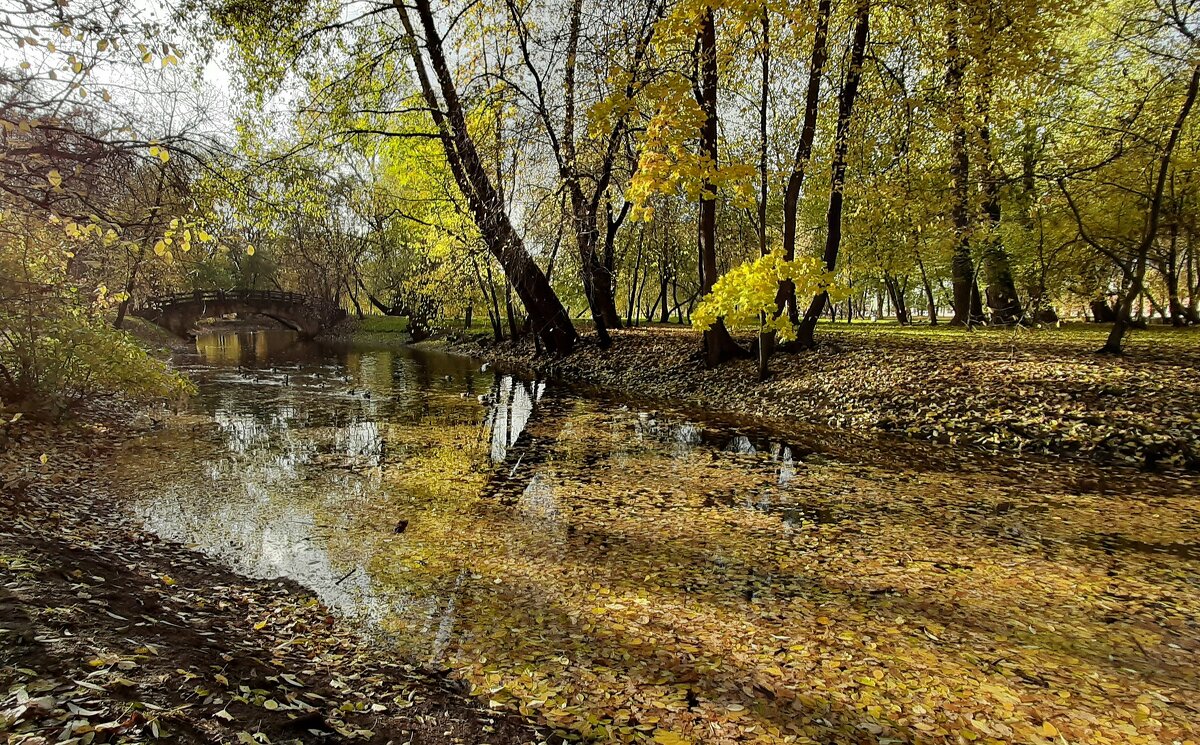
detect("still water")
(108, 329), (1200, 743)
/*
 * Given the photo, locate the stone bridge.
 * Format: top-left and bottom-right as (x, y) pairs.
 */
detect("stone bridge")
(133, 290), (346, 338)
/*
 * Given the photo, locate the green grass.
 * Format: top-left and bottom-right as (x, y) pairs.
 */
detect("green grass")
(356, 315), (409, 333)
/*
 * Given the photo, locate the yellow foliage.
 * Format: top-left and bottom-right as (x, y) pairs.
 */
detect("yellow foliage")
(692, 250), (843, 340)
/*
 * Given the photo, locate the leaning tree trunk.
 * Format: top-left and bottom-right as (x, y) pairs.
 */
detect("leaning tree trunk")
(398, 0), (576, 354)
(1103, 61), (1199, 353)
(795, 0), (870, 348)
(696, 5), (746, 366)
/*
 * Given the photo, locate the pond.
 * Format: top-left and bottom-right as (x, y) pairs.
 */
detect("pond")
(107, 329), (1200, 743)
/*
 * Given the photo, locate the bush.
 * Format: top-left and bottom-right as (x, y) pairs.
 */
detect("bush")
(0, 223), (192, 418)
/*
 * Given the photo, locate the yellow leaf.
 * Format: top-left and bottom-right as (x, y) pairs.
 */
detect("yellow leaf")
(653, 730), (692, 745)
(161, 575), (176, 586)
(47, 170), (62, 188)
(1040, 722), (1058, 737)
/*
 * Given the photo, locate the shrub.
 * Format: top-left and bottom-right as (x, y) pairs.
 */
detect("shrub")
(0, 220), (192, 418)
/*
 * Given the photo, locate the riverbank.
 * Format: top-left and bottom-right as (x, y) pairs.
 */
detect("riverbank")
(0, 401), (551, 744)
(444, 323), (1200, 470)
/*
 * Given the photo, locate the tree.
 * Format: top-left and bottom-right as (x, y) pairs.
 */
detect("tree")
(794, 0), (871, 348)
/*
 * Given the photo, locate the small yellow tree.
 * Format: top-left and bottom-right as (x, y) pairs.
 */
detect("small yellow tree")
(693, 250), (843, 378)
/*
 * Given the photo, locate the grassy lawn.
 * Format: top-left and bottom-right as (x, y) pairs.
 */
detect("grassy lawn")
(356, 315), (410, 333)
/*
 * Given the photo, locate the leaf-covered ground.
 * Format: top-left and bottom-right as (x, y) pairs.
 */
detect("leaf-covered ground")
(0, 403), (551, 744)
(447, 323), (1200, 470)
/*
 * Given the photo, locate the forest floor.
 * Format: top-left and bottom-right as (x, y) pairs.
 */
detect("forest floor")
(444, 322), (1200, 471)
(0, 402), (554, 745)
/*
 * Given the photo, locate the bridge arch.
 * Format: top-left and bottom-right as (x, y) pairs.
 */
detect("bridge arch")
(133, 290), (346, 339)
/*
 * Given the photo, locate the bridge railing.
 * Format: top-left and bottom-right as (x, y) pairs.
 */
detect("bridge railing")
(138, 290), (318, 310)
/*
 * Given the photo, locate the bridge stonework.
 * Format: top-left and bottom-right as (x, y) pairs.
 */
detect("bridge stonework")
(133, 290), (346, 338)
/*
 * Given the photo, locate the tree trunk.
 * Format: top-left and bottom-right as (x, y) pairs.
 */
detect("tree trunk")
(658, 268), (670, 323)
(795, 0), (870, 348)
(627, 225), (644, 327)
(756, 4), (772, 380)
(696, 5), (746, 366)
(113, 245), (146, 330)
(1102, 61), (1199, 353)
(975, 30), (1021, 325)
(915, 248), (937, 325)
(346, 279), (364, 318)
(884, 274), (910, 324)
(945, 7), (981, 328)
(561, 0), (617, 347)
(1163, 221), (1193, 325)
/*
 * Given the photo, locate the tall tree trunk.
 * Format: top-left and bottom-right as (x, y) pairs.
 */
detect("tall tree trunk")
(696, 5), (746, 365)
(627, 226), (644, 327)
(915, 243), (938, 325)
(561, 0), (617, 347)
(756, 4), (772, 381)
(504, 280), (520, 340)
(658, 267), (670, 323)
(398, 0), (575, 354)
(1103, 61), (1199, 353)
(777, 0), (832, 327)
(1186, 236), (1199, 320)
(977, 79), (1021, 324)
(601, 201), (630, 328)
(795, 0), (871, 348)
(1163, 220), (1192, 325)
(884, 274), (910, 324)
(945, 6), (980, 328)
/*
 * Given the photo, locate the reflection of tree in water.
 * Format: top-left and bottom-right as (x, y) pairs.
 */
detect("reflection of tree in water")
(479, 375), (577, 510)
(625, 413), (703, 462)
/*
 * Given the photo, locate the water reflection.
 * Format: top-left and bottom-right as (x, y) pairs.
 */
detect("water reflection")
(121, 330), (822, 633)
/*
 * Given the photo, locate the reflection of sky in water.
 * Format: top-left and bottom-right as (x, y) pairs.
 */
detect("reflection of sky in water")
(519, 474), (559, 522)
(337, 421), (383, 464)
(133, 478), (398, 626)
(727, 435), (756, 454)
(487, 376), (540, 462)
(632, 415), (703, 461)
